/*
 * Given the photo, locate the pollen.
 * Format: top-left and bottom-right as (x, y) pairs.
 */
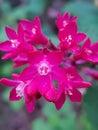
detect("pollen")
(65, 35), (72, 45)
(68, 90), (73, 95)
(67, 73), (74, 80)
(32, 28), (36, 34)
(11, 39), (20, 48)
(16, 82), (25, 97)
(38, 61), (51, 76)
(63, 20), (67, 27)
(85, 49), (92, 55)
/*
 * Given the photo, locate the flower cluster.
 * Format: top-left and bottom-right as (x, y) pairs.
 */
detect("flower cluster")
(0, 12), (98, 112)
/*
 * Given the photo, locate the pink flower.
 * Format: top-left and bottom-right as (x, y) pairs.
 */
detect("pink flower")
(0, 49), (66, 111)
(20, 16), (49, 47)
(0, 74), (42, 112)
(74, 38), (98, 63)
(56, 12), (78, 30)
(20, 49), (65, 101)
(0, 23), (34, 62)
(0, 12), (94, 112)
(58, 22), (86, 51)
(54, 67), (91, 110)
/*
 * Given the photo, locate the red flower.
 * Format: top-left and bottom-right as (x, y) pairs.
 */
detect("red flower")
(0, 24), (34, 63)
(58, 22), (86, 51)
(0, 49), (65, 112)
(74, 38), (98, 63)
(0, 12), (94, 112)
(54, 67), (91, 110)
(0, 73), (42, 112)
(20, 16), (49, 46)
(20, 49), (65, 101)
(56, 12), (78, 30)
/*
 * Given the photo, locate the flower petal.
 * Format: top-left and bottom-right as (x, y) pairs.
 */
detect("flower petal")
(54, 93), (66, 110)
(20, 66), (37, 81)
(25, 99), (35, 113)
(37, 74), (51, 95)
(2, 52), (16, 60)
(17, 23), (24, 42)
(5, 26), (17, 39)
(71, 81), (91, 88)
(0, 41), (12, 52)
(58, 22), (78, 41)
(24, 89), (35, 112)
(9, 88), (22, 101)
(76, 33), (86, 43)
(47, 51), (63, 65)
(44, 84), (57, 102)
(0, 78), (19, 87)
(29, 50), (44, 64)
(52, 66), (65, 82)
(68, 89), (82, 102)
(11, 73), (20, 80)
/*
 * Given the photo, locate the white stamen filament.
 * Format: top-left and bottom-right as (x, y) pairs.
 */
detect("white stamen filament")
(65, 35), (72, 45)
(32, 28), (36, 34)
(38, 60), (51, 76)
(63, 20), (67, 27)
(11, 39), (20, 48)
(16, 82), (27, 97)
(85, 49), (92, 55)
(68, 90), (73, 95)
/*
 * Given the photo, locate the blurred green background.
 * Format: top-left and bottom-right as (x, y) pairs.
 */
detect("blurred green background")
(0, 0), (98, 130)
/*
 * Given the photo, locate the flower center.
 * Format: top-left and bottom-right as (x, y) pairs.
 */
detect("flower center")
(84, 49), (92, 55)
(67, 73), (74, 80)
(63, 20), (67, 27)
(68, 90), (73, 95)
(65, 89), (73, 95)
(32, 28), (36, 34)
(38, 61), (50, 76)
(16, 82), (25, 97)
(65, 35), (72, 45)
(11, 39), (20, 48)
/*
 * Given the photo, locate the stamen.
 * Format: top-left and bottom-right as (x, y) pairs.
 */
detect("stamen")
(68, 90), (73, 95)
(67, 74), (74, 80)
(38, 61), (51, 76)
(65, 35), (72, 45)
(63, 20), (67, 27)
(85, 49), (92, 55)
(11, 39), (20, 48)
(32, 28), (36, 34)
(16, 82), (25, 97)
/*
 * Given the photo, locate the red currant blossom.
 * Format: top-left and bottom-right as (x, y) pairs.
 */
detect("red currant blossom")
(0, 24), (34, 64)
(20, 16), (49, 46)
(0, 12), (95, 112)
(56, 12), (78, 31)
(58, 22), (86, 51)
(54, 67), (91, 110)
(74, 38), (98, 63)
